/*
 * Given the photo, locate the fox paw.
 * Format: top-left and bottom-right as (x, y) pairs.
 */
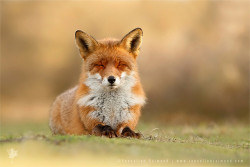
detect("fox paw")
(121, 127), (141, 139)
(92, 124), (117, 138)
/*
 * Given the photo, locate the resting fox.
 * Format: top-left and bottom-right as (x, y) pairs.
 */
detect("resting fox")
(49, 28), (146, 138)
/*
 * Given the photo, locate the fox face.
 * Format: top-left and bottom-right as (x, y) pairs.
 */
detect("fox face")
(84, 49), (136, 89)
(75, 28), (143, 90)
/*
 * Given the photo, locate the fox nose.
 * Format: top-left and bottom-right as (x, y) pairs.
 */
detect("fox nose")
(108, 76), (116, 84)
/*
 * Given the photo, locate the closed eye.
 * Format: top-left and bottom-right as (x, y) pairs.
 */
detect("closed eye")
(118, 63), (128, 67)
(95, 64), (104, 67)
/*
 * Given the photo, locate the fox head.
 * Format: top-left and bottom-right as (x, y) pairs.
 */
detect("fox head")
(75, 28), (143, 90)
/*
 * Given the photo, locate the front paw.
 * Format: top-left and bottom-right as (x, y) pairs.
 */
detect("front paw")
(121, 127), (141, 139)
(92, 124), (117, 138)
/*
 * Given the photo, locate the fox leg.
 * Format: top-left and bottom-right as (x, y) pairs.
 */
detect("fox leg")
(121, 127), (141, 139)
(92, 124), (117, 138)
(116, 123), (141, 139)
(78, 106), (117, 138)
(116, 105), (141, 138)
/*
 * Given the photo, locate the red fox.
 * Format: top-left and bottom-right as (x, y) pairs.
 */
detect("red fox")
(49, 28), (146, 138)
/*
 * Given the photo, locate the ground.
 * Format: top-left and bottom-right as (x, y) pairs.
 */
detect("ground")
(0, 121), (249, 167)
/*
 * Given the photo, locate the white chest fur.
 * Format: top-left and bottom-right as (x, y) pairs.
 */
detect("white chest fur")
(77, 72), (144, 129)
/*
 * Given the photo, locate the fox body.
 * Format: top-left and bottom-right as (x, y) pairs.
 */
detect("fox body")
(49, 28), (145, 138)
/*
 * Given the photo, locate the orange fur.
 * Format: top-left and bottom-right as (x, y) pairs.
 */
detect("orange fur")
(49, 28), (145, 137)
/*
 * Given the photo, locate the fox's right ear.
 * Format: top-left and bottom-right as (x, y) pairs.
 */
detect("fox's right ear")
(75, 30), (98, 59)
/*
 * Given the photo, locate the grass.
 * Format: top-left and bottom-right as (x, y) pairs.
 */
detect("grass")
(0, 121), (249, 167)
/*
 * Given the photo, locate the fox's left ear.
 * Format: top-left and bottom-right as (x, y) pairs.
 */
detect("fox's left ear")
(120, 28), (143, 57)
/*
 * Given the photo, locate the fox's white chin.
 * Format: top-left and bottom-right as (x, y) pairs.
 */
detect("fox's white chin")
(108, 85), (118, 90)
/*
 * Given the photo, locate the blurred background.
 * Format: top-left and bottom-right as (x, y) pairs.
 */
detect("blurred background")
(1, 0), (249, 125)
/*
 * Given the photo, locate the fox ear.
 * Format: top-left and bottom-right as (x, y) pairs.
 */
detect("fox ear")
(75, 30), (98, 59)
(120, 28), (143, 57)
